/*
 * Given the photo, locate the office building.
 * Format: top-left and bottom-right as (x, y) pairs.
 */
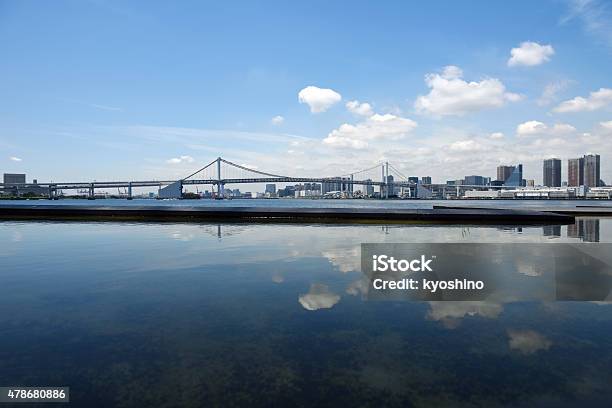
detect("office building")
(583, 154), (601, 188)
(500, 164), (523, 187)
(543, 158), (561, 187)
(496, 166), (514, 182)
(421, 176), (432, 184)
(265, 184), (276, 195)
(464, 175), (487, 186)
(386, 175), (395, 196)
(364, 180), (374, 196)
(568, 157), (584, 187)
(408, 177), (419, 184)
(3, 173), (26, 185)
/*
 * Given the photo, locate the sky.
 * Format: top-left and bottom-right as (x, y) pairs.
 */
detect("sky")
(1, 0), (612, 187)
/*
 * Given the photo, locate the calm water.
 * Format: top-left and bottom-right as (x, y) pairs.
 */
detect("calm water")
(1, 218), (612, 407)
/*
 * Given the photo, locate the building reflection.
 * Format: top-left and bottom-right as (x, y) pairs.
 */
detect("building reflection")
(542, 225), (561, 238)
(567, 219), (600, 242)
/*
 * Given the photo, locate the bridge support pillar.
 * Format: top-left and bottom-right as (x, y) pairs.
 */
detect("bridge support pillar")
(88, 183), (95, 200)
(127, 182), (133, 200)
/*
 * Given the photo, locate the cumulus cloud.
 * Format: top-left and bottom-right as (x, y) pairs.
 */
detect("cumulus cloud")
(323, 113), (417, 149)
(9, 156), (22, 162)
(298, 86), (342, 113)
(166, 155), (195, 164)
(507, 329), (552, 354)
(414, 66), (521, 116)
(508, 41), (555, 67)
(298, 283), (340, 311)
(489, 132), (505, 140)
(346, 100), (374, 116)
(271, 115), (284, 125)
(516, 120), (576, 137)
(553, 88), (612, 113)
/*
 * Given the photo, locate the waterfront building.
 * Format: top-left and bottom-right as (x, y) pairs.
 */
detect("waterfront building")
(3, 173), (26, 184)
(527, 180), (535, 187)
(421, 176), (432, 184)
(364, 180), (374, 196)
(386, 175), (395, 196)
(543, 158), (561, 187)
(583, 154), (601, 188)
(464, 175), (487, 186)
(265, 184), (276, 195)
(408, 177), (419, 184)
(464, 190), (500, 199)
(503, 164), (523, 187)
(568, 157), (585, 187)
(496, 166), (514, 182)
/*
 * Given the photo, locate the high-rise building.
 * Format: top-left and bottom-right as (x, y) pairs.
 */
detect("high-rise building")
(408, 177), (419, 183)
(3, 173), (26, 185)
(364, 180), (374, 196)
(543, 158), (561, 187)
(496, 166), (514, 182)
(583, 154), (601, 188)
(568, 157), (584, 187)
(499, 164), (522, 187)
(386, 175), (395, 196)
(265, 184), (276, 195)
(421, 176), (432, 184)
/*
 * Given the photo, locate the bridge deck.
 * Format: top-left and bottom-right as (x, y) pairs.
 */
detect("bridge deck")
(0, 204), (574, 224)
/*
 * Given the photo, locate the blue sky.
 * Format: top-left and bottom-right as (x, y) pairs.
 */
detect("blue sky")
(1, 0), (612, 186)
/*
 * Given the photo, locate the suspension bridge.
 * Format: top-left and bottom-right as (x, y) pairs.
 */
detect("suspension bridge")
(0, 156), (501, 199)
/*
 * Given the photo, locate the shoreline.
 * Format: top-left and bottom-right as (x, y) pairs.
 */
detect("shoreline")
(0, 204), (575, 225)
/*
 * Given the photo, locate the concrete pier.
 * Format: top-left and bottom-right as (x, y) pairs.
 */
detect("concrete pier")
(0, 204), (575, 224)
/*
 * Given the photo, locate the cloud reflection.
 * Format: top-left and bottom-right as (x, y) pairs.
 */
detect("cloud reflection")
(507, 329), (552, 354)
(427, 301), (503, 329)
(299, 284), (341, 311)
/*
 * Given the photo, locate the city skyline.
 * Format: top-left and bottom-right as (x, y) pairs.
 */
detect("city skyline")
(1, 0), (612, 185)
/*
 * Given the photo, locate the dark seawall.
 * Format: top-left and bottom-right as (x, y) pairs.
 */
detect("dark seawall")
(0, 204), (575, 225)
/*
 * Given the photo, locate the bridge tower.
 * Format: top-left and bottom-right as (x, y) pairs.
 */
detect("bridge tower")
(216, 157), (224, 199)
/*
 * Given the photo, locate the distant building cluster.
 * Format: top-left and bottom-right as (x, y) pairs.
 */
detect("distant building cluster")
(2, 153), (610, 200)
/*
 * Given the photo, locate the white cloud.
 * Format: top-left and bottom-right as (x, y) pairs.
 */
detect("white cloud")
(508, 41), (555, 67)
(166, 155), (195, 164)
(489, 132), (505, 140)
(561, 0), (612, 48)
(271, 115), (284, 125)
(414, 66), (521, 116)
(516, 120), (576, 137)
(600, 120), (612, 130)
(298, 284), (340, 311)
(449, 140), (484, 152)
(9, 156), (22, 162)
(507, 329), (552, 354)
(298, 85), (342, 113)
(346, 100), (374, 116)
(537, 80), (572, 106)
(553, 88), (612, 113)
(323, 113), (417, 149)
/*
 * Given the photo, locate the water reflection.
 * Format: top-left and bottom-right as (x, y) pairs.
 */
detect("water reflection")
(567, 218), (600, 242)
(1, 219), (612, 406)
